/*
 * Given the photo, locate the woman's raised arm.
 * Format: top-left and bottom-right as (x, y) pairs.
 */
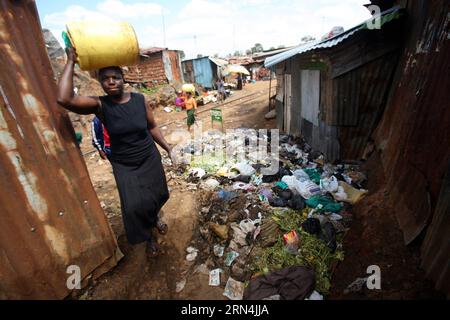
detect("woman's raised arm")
(57, 48), (101, 115)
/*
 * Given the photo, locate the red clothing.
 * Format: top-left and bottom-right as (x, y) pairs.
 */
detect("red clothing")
(103, 126), (111, 148)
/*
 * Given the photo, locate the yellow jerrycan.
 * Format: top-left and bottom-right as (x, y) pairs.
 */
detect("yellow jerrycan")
(182, 83), (196, 94)
(65, 21), (139, 71)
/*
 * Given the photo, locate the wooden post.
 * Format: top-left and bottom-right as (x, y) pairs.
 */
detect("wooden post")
(268, 69), (272, 112)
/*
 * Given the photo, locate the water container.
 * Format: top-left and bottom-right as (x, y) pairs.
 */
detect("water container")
(182, 83), (196, 93)
(65, 21), (139, 71)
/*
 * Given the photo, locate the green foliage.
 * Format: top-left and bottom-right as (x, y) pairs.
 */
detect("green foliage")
(251, 209), (345, 295)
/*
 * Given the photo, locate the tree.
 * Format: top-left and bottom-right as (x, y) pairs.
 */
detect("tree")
(197, 54), (203, 58)
(233, 50), (243, 57)
(213, 53), (219, 58)
(251, 43), (264, 54)
(278, 45), (286, 49)
(179, 50), (186, 60)
(270, 47), (276, 50)
(245, 49), (252, 56)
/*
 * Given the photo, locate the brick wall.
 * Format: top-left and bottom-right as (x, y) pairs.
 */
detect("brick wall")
(124, 52), (168, 87)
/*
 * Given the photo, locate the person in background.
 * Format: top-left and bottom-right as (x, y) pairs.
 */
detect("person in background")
(216, 77), (226, 103)
(237, 73), (243, 90)
(175, 91), (185, 112)
(92, 115), (111, 160)
(185, 91), (197, 132)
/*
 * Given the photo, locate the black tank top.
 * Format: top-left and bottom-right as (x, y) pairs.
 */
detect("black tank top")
(99, 93), (155, 162)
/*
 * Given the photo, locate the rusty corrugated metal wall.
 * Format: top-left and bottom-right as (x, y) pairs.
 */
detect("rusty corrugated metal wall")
(338, 50), (400, 160)
(373, 0), (450, 296)
(0, 0), (122, 299)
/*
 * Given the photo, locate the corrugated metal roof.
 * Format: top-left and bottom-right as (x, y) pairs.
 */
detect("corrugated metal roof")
(140, 47), (166, 55)
(209, 57), (228, 67)
(265, 5), (403, 68)
(0, 0), (122, 299)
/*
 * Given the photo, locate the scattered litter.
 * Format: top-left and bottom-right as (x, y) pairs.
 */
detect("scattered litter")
(225, 251), (240, 267)
(283, 230), (300, 254)
(320, 176), (339, 193)
(305, 290), (324, 300)
(163, 107), (174, 113)
(189, 168), (206, 179)
(217, 190), (238, 201)
(231, 163), (256, 177)
(344, 277), (368, 294)
(265, 109), (276, 120)
(305, 195), (343, 213)
(210, 223), (229, 240)
(214, 245), (225, 257)
(194, 264), (210, 275)
(203, 178), (220, 191)
(263, 294), (281, 300)
(176, 279), (186, 293)
(170, 131), (367, 297)
(186, 252), (198, 262)
(223, 277), (245, 300)
(332, 182), (368, 204)
(209, 268), (223, 287)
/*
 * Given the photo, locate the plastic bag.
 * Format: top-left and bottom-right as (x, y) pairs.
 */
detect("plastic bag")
(297, 180), (321, 199)
(203, 179), (220, 191)
(231, 163), (256, 177)
(283, 230), (300, 254)
(281, 175), (301, 195)
(320, 176), (339, 193)
(305, 195), (343, 213)
(333, 181), (368, 204)
(293, 169), (310, 182)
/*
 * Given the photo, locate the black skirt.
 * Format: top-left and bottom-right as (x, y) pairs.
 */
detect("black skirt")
(111, 150), (169, 245)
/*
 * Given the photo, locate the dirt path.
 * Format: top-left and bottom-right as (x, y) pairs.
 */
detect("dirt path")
(75, 81), (276, 300)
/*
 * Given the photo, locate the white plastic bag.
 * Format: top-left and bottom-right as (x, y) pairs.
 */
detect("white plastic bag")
(203, 179), (220, 191)
(231, 163), (256, 176)
(333, 186), (348, 201)
(293, 169), (310, 182)
(320, 176), (339, 193)
(297, 180), (321, 199)
(281, 175), (301, 195)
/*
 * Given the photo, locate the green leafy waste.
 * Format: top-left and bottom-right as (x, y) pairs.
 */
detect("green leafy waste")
(190, 153), (227, 174)
(250, 208), (345, 295)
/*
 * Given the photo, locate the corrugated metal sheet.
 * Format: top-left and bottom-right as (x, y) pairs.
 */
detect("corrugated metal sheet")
(209, 57), (228, 67)
(338, 51), (399, 160)
(420, 161), (450, 299)
(0, 0), (122, 299)
(373, 0), (450, 296)
(265, 5), (403, 68)
(193, 57), (214, 88)
(140, 47), (166, 55)
(182, 60), (195, 84)
(167, 50), (183, 83)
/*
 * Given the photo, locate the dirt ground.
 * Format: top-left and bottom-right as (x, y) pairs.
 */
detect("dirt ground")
(74, 80), (443, 300)
(328, 152), (444, 299)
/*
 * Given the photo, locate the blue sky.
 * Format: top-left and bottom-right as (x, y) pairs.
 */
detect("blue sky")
(36, 0), (371, 59)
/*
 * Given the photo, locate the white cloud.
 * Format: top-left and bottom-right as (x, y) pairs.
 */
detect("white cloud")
(97, 0), (162, 19)
(44, 5), (112, 26)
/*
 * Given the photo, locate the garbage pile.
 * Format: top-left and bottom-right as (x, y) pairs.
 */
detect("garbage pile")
(173, 131), (368, 300)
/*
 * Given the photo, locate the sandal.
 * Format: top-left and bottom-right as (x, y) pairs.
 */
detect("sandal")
(156, 220), (168, 235)
(146, 238), (161, 258)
